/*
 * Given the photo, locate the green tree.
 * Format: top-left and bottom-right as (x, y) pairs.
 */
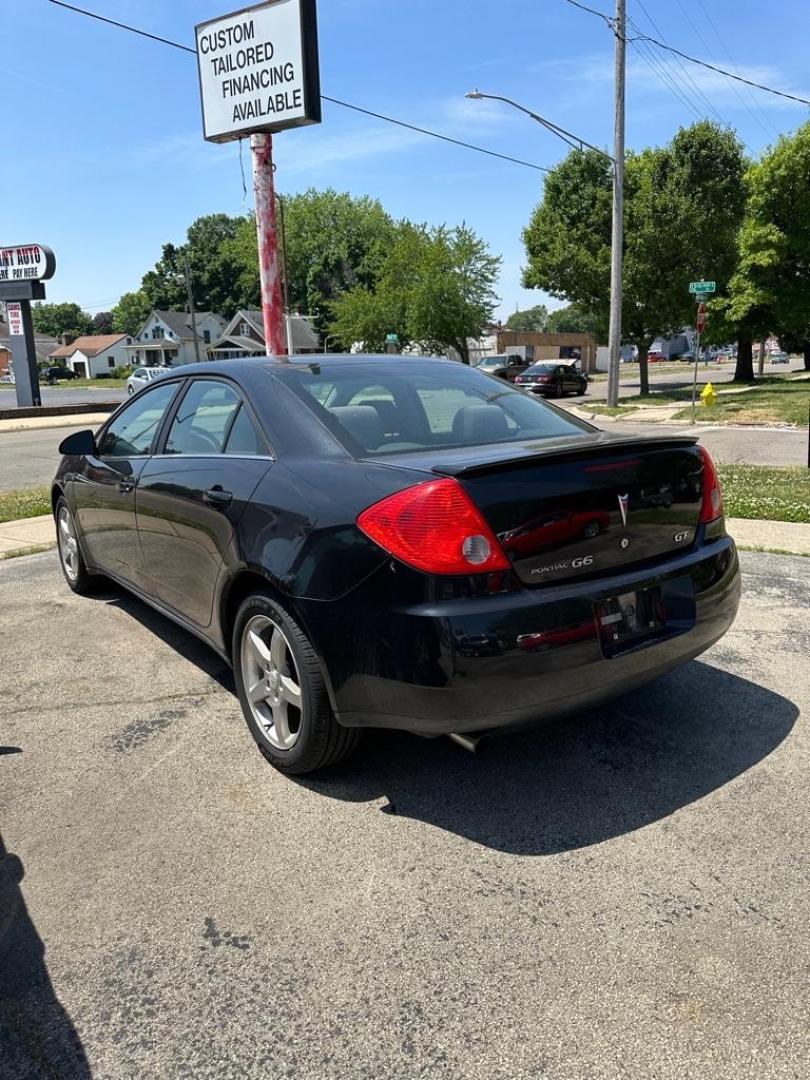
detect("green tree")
(111, 290), (152, 336)
(725, 123), (810, 372)
(224, 190), (397, 334)
(31, 302), (92, 339)
(523, 122), (747, 393)
(91, 311), (114, 334)
(545, 303), (601, 336)
(330, 222), (500, 362)
(140, 214), (246, 318)
(505, 303), (548, 332)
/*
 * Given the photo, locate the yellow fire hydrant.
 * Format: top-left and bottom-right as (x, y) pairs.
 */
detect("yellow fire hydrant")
(700, 382), (717, 407)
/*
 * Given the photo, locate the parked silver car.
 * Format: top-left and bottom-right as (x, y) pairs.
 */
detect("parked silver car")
(126, 366), (170, 395)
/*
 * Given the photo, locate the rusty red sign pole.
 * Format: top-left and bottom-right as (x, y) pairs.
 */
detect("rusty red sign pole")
(251, 133), (287, 358)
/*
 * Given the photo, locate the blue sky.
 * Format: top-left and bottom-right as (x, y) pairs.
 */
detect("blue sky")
(4, 0), (810, 319)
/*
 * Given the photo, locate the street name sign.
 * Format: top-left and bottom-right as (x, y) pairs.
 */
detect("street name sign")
(196, 0), (321, 143)
(689, 280), (716, 295)
(0, 244), (56, 283)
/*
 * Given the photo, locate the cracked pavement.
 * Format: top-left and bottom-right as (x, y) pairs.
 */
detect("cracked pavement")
(1, 549), (808, 1079)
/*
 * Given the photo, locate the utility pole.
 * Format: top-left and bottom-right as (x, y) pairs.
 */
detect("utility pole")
(183, 253), (201, 364)
(251, 133), (288, 359)
(606, 0), (626, 408)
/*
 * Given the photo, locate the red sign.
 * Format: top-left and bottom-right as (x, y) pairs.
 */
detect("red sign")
(7, 302), (24, 336)
(696, 302), (706, 334)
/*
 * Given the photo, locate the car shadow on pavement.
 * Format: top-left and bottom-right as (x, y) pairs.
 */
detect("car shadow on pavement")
(295, 661), (798, 855)
(0, 834), (92, 1079)
(94, 586), (235, 693)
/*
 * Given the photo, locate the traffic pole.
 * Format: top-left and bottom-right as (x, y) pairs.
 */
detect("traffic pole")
(606, 0), (626, 408)
(691, 302), (705, 422)
(251, 133), (287, 358)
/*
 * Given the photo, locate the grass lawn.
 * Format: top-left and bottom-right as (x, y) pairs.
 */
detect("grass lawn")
(0, 486), (51, 523)
(0, 378), (126, 391)
(583, 377), (809, 427)
(718, 465), (810, 524)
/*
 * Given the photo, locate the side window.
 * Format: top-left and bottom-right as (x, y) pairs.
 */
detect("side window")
(224, 405), (263, 456)
(98, 382), (179, 458)
(165, 380), (241, 456)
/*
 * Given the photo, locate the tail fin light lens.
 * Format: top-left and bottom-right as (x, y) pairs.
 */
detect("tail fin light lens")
(357, 478), (510, 575)
(699, 445), (724, 523)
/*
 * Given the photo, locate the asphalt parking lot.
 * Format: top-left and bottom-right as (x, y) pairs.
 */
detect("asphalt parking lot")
(1, 550), (808, 1079)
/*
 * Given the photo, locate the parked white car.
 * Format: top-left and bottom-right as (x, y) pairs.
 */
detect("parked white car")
(126, 366), (170, 395)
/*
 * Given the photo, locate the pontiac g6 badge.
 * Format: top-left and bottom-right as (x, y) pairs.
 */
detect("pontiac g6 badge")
(617, 493), (629, 527)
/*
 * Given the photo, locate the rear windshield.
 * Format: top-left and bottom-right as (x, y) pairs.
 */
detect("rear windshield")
(273, 360), (591, 456)
(525, 363), (557, 373)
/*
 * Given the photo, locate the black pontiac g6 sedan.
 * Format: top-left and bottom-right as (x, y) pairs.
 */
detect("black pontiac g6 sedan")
(52, 357), (740, 774)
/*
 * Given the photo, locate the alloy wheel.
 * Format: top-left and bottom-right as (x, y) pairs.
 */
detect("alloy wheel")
(58, 506), (80, 583)
(240, 615), (303, 751)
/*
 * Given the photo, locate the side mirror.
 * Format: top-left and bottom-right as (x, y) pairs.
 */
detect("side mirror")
(58, 429), (97, 456)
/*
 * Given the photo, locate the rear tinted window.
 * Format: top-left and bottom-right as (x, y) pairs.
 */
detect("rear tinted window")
(274, 361), (590, 456)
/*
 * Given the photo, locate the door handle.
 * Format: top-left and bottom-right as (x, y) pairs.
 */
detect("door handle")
(203, 486), (233, 509)
(118, 480), (135, 493)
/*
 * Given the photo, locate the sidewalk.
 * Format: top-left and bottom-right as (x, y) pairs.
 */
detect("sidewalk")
(0, 412), (112, 433)
(3, 514), (808, 559)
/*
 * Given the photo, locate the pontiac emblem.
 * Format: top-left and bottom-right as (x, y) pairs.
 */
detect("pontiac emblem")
(617, 493), (629, 528)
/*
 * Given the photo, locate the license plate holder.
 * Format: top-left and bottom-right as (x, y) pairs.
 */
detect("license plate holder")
(594, 586), (667, 657)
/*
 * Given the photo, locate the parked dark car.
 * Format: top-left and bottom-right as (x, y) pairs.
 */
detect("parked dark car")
(515, 362), (588, 397)
(42, 366), (79, 384)
(475, 353), (530, 382)
(53, 357), (740, 775)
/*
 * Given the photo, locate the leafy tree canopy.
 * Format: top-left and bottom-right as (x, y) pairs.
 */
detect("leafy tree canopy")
(545, 303), (601, 336)
(505, 304), (548, 332)
(522, 122), (747, 391)
(111, 290), (152, 337)
(31, 302), (92, 339)
(330, 222), (500, 362)
(92, 311), (114, 334)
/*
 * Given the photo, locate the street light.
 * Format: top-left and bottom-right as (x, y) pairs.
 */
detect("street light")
(466, 88), (624, 406)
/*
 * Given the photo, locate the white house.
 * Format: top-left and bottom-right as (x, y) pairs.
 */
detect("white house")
(124, 310), (226, 368)
(207, 309), (321, 358)
(49, 334), (133, 378)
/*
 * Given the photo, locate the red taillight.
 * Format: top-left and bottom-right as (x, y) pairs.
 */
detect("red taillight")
(699, 446), (724, 522)
(357, 478), (510, 575)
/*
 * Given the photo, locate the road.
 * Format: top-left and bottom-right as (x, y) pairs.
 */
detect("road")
(0, 386), (126, 408)
(585, 359), (806, 400)
(1, 549), (807, 1078)
(1, 416), (805, 494)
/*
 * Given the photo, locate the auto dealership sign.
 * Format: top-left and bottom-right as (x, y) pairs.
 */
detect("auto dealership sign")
(0, 244), (56, 283)
(196, 0), (321, 143)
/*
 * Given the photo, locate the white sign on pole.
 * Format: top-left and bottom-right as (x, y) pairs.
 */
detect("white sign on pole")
(196, 0), (321, 143)
(0, 244), (56, 283)
(7, 302), (24, 337)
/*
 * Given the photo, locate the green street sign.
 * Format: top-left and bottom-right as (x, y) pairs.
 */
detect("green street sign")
(689, 280), (716, 295)
(385, 333), (399, 344)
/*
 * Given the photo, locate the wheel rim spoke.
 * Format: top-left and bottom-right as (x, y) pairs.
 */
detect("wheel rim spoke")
(270, 627), (286, 670)
(280, 675), (301, 709)
(271, 700), (293, 749)
(247, 678), (268, 705)
(247, 629), (273, 668)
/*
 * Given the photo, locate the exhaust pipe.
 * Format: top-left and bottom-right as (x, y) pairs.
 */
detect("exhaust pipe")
(449, 732), (485, 754)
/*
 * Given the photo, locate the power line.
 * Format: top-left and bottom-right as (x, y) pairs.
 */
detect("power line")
(562, 0), (810, 107)
(47, 0), (551, 173)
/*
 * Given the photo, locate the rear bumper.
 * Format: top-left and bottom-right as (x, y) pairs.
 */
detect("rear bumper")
(304, 535), (740, 737)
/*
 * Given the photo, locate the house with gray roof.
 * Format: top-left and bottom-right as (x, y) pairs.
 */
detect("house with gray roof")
(207, 309), (320, 358)
(124, 309), (226, 368)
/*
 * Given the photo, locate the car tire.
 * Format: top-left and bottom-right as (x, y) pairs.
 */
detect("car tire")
(127, 385), (134, 395)
(555, 382), (564, 398)
(233, 592), (361, 775)
(55, 497), (98, 595)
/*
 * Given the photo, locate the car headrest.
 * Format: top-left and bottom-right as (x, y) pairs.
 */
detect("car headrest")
(451, 404), (510, 444)
(330, 405), (385, 450)
(361, 399), (400, 435)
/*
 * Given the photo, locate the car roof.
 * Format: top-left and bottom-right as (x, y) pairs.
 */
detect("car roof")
(161, 354), (455, 380)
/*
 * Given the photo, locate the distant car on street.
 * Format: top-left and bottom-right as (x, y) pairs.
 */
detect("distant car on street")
(42, 366), (80, 384)
(475, 354), (530, 382)
(514, 362), (588, 398)
(127, 366), (170, 395)
(770, 351), (790, 364)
